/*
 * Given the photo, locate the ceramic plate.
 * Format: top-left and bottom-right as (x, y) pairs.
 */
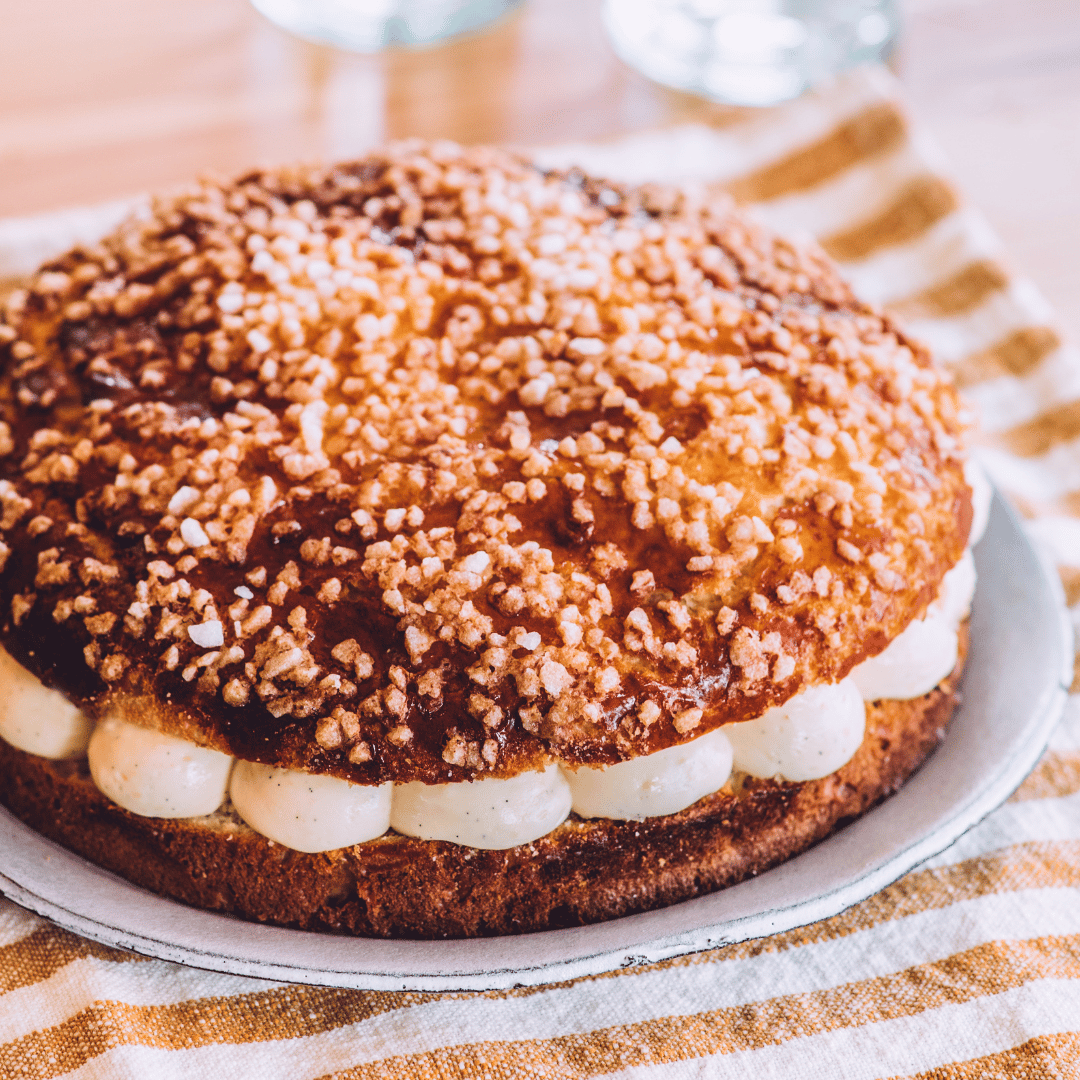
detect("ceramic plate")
(0, 494), (1072, 991)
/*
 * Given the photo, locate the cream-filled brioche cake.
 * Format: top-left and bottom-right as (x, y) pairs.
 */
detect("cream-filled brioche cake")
(0, 143), (989, 937)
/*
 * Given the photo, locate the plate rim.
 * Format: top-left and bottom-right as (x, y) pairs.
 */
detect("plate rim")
(0, 493), (1072, 991)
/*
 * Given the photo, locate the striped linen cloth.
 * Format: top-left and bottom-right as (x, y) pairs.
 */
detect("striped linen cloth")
(3, 64), (1080, 1079)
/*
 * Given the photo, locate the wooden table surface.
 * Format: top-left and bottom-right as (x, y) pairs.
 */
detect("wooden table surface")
(1, 0), (1077, 340)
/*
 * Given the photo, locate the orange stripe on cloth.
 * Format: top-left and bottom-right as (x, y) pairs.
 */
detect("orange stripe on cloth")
(315, 936), (1080, 1080)
(951, 325), (1061, 389)
(1011, 752), (1080, 803)
(1014, 491), (1080, 529)
(888, 258), (1010, 321)
(1059, 567), (1080, 608)
(889, 1030), (1080, 1080)
(820, 176), (959, 262)
(0, 985), (447, 1080)
(993, 396), (1080, 458)
(0, 924), (146, 995)
(724, 102), (907, 204)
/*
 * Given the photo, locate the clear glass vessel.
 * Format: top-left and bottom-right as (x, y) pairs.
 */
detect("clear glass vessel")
(249, 0), (521, 52)
(603, 0), (900, 107)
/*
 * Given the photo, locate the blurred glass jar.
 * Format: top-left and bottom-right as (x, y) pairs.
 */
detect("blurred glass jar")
(603, 0), (899, 107)
(250, 0), (521, 51)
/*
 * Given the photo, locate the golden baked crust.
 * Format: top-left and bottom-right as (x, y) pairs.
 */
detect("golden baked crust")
(0, 631), (965, 938)
(0, 144), (970, 785)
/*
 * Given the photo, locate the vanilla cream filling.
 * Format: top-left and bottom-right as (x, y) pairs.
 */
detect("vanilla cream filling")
(0, 648), (93, 760)
(725, 678), (866, 783)
(849, 549), (975, 702)
(0, 540), (975, 851)
(391, 766), (572, 849)
(966, 458), (992, 547)
(933, 549), (977, 627)
(565, 726), (734, 821)
(87, 718), (233, 819)
(230, 760), (392, 852)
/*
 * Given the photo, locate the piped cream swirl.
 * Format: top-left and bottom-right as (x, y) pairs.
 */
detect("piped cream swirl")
(230, 761), (392, 851)
(391, 766), (572, 849)
(0, 647), (92, 760)
(88, 718), (233, 819)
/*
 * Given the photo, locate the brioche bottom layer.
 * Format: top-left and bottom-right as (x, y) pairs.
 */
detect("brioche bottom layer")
(0, 634), (965, 940)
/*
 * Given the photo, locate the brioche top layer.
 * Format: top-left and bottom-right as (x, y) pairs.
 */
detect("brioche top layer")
(0, 143), (969, 784)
